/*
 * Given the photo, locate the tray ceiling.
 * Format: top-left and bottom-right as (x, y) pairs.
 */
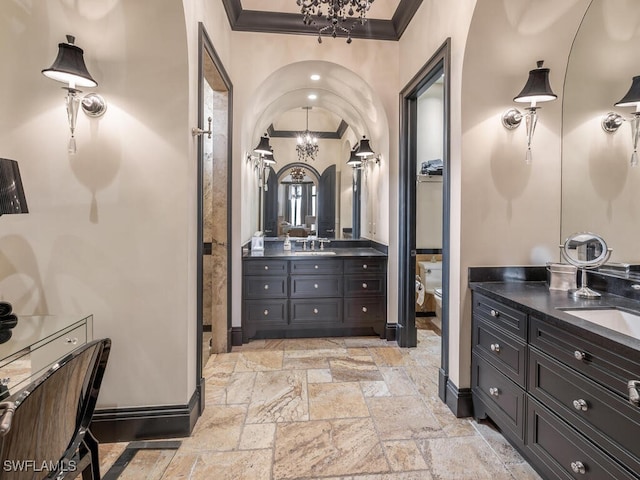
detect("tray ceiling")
(222, 0), (423, 41)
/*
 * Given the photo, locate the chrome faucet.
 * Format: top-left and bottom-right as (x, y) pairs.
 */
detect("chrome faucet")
(310, 239), (316, 250)
(318, 238), (331, 250)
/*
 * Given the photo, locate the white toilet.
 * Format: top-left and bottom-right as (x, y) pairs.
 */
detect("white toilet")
(418, 260), (442, 296)
(418, 260), (443, 329)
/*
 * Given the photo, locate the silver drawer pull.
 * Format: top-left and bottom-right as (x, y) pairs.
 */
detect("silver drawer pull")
(313, 308), (318, 314)
(65, 337), (78, 345)
(490, 309), (499, 317)
(572, 399), (588, 412)
(570, 461), (586, 474)
(490, 343), (500, 353)
(489, 387), (499, 397)
(628, 380), (640, 406)
(574, 350), (586, 361)
(363, 264), (368, 269)
(362, 307), (368, 313)
(362, 283), (368, 289)
(314, 283), (319, 289)
(0, 378), (10, 386)
(314, 265), (319, 269)
(264, 284), (269, 290)
(264, 265), (269, 270)
(263, 309), (269, 316)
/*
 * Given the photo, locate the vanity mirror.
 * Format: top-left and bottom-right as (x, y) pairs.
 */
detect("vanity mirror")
(560, 232), (612, 298)
(259, 107), (362, 239)
(562, 0), (640, 268)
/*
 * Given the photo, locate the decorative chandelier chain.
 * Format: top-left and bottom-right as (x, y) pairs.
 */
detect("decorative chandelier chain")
(296, 107), (319, 162)
(297, 0), (374, 44)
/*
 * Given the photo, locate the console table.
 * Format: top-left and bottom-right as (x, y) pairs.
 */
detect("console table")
(0, 314), (93, 400)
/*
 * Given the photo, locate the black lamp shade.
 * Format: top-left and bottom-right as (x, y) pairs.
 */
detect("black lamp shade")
(42, 35), (97, 88)
(356, 137), (375, 157)
(254, 135), (272, 155)
(615, 76), (640, 108)
(347, 149), (361, 167)
(513, 61), (557, 104)
(0, 159), (28, 215)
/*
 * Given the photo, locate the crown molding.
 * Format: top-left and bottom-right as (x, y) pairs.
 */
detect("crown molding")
(268, 120), (348, 139)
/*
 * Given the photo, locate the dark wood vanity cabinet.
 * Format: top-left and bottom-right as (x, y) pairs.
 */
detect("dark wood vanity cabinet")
(242, 256), (386, 342)
(471, 292), (640, 480)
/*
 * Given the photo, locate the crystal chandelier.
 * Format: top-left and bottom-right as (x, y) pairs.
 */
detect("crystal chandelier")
(297, 0), (375, 44)
(290, 166), (306, 183)
(296, 107), (319, 162)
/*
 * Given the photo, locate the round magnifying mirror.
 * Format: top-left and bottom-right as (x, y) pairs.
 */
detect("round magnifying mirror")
(560, 232), (612, 298)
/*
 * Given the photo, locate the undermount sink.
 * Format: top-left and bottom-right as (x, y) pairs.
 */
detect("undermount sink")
(559, 307), (640, 339)
(293, 250), (336, 256)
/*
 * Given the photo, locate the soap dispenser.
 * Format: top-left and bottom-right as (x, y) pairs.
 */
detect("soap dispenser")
(283, 233), (291, 251)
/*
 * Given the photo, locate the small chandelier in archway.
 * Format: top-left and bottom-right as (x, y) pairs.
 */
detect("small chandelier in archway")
(296, 107), (319, 162)
(298, 0), (374, 44)
(290, 166), (306, 183)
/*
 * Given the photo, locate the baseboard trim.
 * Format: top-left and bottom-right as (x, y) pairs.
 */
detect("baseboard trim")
(91, 389), (200, 443)
(231, 327), (243, 347)
(444, 379), (473, 418)
(385, 322), (397, 342)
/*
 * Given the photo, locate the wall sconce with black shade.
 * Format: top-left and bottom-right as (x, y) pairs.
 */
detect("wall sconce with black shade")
(355, 136), (381, 167)
(502, 60), (557, 164)
(247, 135), (276, 191)
(0, 158), (28, 216)
(606, 75), (640, 167)
(42, 35), (107, 155)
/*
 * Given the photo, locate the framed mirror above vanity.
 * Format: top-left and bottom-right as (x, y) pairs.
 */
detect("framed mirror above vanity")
(562, 0), (640, 267)
(260, 107), (362, 240)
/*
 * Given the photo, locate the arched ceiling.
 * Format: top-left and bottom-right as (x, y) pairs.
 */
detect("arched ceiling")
(243, 60), (389, 153)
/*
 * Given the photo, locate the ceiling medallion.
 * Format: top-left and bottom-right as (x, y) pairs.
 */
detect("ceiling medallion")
(296, 107), (319, 162)
(290, 166), (306, 183)
(297, 0), (374, 44)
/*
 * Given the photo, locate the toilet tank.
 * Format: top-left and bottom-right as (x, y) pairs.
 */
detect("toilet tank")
(418, 261), (442, 293)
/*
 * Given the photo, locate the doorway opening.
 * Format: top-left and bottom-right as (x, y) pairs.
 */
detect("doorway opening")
(196, 23), (233, 414)
(398, 39), (451, 404)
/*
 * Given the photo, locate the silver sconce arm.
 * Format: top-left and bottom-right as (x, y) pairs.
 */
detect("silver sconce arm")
(524, 107), (538, 164)
(600, 111), (640, 167)
(192, 117), (212, 138)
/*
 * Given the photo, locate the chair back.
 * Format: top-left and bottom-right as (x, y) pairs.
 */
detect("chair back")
(0, 338), (111, 479)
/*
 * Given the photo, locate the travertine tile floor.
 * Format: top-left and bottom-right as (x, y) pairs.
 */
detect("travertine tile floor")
(99, 329), (542, 480)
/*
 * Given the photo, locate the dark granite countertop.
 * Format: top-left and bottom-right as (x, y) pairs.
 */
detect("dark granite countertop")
(243, 247), (387, 259)
(470, 281), (640, 353)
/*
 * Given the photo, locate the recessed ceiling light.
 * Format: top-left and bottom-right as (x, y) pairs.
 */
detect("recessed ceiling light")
(308, 93), (317, 100)
(310, 74), (321, 81)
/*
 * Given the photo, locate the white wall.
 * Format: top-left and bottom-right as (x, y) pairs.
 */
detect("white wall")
(0, 0), (194, 408)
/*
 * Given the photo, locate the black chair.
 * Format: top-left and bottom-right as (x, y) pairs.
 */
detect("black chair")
(0, 338), (111, 479)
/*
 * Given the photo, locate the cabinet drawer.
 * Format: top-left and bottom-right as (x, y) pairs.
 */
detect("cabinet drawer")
(30, 324), (88, 379)
(291, 275), (342, 298)
(473, 318), (527, 387)
(291, 259), (342, 275)
(244, 275), (288, 299)
(244, 260), (288, 276)
(290, 298), (342, 325)
(529, 348), (640, 474)
(472, 352), (526, 441)
(530, 316), (640, 399)
(527, 397), (638, 480)
(344, 297), (386, 325)
(473, 293), (527, 339)
(244, 300), (288, 327)
(344, 258), (386, 274)
(344, 275), (385, 297)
